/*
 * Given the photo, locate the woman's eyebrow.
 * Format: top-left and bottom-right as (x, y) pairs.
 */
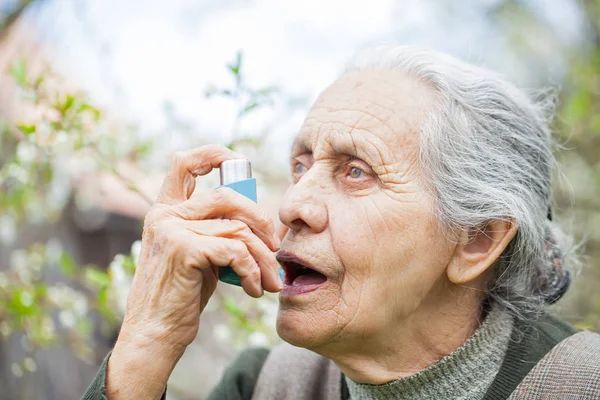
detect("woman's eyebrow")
(329, 134), (385, 166)
(291, 137), (312, 155)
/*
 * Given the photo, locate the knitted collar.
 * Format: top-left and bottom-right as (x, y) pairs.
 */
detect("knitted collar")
(344, 307), (513, 400)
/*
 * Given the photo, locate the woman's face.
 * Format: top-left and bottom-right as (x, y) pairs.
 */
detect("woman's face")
(276, 69), (459, 354)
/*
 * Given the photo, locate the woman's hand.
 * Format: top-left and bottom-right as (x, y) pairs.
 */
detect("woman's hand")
(105, 145), (282, 399)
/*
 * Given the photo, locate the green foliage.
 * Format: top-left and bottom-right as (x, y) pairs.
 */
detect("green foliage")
(0, 58), (153, 374)
(207, 51), (279, 149)
(0, 53), (286, 380)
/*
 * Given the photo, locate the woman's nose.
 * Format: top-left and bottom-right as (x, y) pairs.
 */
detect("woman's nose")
(278, 170), (328, 234)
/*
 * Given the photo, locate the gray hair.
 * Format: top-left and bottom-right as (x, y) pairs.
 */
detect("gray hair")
(347, 45), (579, 319)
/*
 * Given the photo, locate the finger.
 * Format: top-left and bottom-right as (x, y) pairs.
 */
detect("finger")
(190, 235), (263, 298)
(184, 219), (282, 292)
(275, 219), (289, 242)
(171, 187), (280, 251)
(157, 145), (244, 205)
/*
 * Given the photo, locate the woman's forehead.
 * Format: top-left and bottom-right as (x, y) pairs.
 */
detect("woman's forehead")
(292, 69), (437, 161)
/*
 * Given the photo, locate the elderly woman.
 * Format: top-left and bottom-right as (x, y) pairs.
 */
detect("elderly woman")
(83, 46), (600, 400)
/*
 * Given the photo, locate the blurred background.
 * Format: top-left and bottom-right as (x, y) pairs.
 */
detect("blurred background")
(0, 0), (598, 399)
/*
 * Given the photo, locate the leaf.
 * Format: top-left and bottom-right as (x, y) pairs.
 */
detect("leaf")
(59, 252), (77, 277)
(8, 289), (36, 317)
(242, 101), (260, 114)
(122, 255), (136, 275)
(80, 103), (102, 121)
(564, 90), (593, 122)
(33, 75), (45, 90)
(227, 51), (243, 82)
(84, 267), (110, 288)
(17, 124), (36, 136)
(257, 86), (278, 96)
(60, 95), (75, 114)
(75, 317), (93, 336)
(10, 59), (27, 86)
(223, 296), (245, 318)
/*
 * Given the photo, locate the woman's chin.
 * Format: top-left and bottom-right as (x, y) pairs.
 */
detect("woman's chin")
(276, 308), (331, 350)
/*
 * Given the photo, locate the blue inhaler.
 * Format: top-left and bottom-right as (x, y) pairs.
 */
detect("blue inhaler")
(218, 159), (284, 287)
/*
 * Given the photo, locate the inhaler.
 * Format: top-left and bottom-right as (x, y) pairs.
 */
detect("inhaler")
(218, 159), (284, 287)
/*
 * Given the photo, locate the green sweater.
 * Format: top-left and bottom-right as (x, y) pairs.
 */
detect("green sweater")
(82, 313), (577, 400)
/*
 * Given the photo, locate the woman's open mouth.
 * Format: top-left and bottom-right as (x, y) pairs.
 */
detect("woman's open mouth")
(276, 251), (327, 295)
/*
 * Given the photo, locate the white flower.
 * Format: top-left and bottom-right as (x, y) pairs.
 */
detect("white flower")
(47, 284), (75, 308)
(214, 324), (232, 342)
(23, 358), (37, 372)
(0, 215), (16, 245)
(24, 199), (45, 224)
(248, 332), (269, 347)
(20, 291), (33, 307)
(11, 363), (23, 377)
(131, 240), (142, 266)
(47, 173), (71, 210)
(114, 286), (130, 317)
(257, 298), (278, 328)
(0, 321), (11, 337)
(46, 238), (63, 264)
(10, 249), (28, 272)
(7, 163), (28, 183)
(53, 131), (71, 152)
(109, 255), (127, 283)
(73, 296), (88, 316)
(47, 286), (62, 306)
(58, 310), (75, 328)
(41, 316), (56, 340)
(16, 141), (37, 164)
(0, 272), (8, 289)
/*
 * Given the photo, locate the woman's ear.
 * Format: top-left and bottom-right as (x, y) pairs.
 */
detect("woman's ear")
(447, 219), (518, 285)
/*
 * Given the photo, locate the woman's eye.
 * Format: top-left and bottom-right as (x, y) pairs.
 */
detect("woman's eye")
(349, 166), (364, 179)
(293, 162), (307, 175)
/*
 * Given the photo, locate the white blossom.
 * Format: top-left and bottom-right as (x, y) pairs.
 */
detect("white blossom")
(24, 199), (45, 224)
(7, 163), (28, 183)
(248, 332), (269, 347)
(0, 215), (16, 245)
(53, 131), (71, 152)
(16, 141), (37, 164)
(47, 284), (76, 308)
(11, 249), (28, 271)
(0, 272), (8, 289)
(46, 238), (63, 264)
(214, 324), (231, 342)
(0, 321), (11, 337)
(41, 317), (56, 340)
(20, 291), (33, 307)
(11, 363), (23, 377)
(73, 296), (89, 316)
(131, 240), (142, 266)
(59, 310), (75, 328)
(23, 358), (37, 372)
(109, 255), (127, 283)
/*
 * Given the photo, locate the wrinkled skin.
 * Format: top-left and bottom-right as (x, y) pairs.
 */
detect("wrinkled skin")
(106, 145), (282, 399)
(277, 70), (466, 381)
(276, 70), (515, 383)
(106, 70), (517, 398)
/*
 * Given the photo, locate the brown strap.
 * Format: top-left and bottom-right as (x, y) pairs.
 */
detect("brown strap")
(509, 331), (600, 399)
(251, 343), (341, 400)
